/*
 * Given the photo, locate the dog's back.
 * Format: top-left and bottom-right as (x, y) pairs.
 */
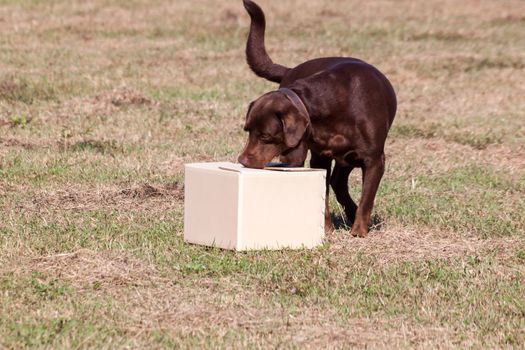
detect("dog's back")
(243, 0), (396, 120)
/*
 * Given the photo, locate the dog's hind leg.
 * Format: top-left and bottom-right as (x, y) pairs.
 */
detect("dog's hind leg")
(330, 165), (358, 226)
(351, 154), (385, 237)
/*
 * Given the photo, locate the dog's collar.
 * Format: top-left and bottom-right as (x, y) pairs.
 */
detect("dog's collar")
(277, 87), (310, 121)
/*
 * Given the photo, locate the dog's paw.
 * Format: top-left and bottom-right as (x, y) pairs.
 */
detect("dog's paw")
(324, 221), (335, 234)
(350, 226), (368, 238)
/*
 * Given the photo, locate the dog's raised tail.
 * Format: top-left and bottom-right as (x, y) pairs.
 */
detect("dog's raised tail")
(243, 0), (290, 83)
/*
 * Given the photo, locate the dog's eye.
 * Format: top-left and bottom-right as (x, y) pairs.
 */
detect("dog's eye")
(259, 134), (274, 143)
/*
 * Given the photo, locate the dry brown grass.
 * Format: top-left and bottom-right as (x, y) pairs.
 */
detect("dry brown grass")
(386, 138), (525, 177)
(1, 0), (524, 348)
(329, 225), (525, 264)
(28, 249), (159, 288)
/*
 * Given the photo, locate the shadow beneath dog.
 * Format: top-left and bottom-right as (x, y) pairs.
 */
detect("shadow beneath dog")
(330, 213), (384, 232)
(369, 214), (385, 232)
(331, 212), (350, 230)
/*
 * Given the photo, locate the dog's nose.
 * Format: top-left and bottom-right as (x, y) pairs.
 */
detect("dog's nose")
(238, 154), (249, 167)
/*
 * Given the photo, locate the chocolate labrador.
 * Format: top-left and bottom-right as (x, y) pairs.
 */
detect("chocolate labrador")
(237, 0), (397, 237)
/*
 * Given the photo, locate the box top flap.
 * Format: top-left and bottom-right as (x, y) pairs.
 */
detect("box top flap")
(263, 166), (322, 172)
(218, 162), (325, 173)
(218, 163), (257, 173)
(186, 162), (325, 174)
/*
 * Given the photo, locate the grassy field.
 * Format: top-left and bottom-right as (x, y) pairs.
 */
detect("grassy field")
(1, 0), (524, 348)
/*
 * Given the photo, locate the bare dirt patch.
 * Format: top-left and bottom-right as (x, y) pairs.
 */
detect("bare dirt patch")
(24, 182), (183, 213)
(0, 137), (39, 149)
(99, 87), (151, 108)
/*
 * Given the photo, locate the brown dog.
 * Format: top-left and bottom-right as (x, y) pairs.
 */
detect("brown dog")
(238, 0), (397, 237)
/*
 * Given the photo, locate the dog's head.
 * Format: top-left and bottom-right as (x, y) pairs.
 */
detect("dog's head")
(238, 91), (309, 168)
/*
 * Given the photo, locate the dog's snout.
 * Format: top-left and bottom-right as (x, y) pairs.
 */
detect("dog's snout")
(238, 152), (265, 168)
(238, 153), (250, 167)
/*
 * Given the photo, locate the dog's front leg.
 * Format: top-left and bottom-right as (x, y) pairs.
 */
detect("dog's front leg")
(310, 153), (333, 233)
(279, 140), (308, 166)
(351, 154), (385, 237)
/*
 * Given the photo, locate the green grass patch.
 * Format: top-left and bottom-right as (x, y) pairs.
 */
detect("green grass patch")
(0, 272), (129, 349)
(378, 166), (525, 237)
(391, 123), (505, 149)
(0, 149), (157, 186)
(0, 75), (88, 105)
(164, 244), (525, 346)
(0, 210), (181, 256)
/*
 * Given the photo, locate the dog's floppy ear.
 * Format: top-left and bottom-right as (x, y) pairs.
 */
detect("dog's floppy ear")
(281, 107), (309, 148)
(243, 101), (255, 130)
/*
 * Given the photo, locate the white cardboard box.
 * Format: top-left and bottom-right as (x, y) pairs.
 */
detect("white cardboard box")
(184, 162), (326, 250)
